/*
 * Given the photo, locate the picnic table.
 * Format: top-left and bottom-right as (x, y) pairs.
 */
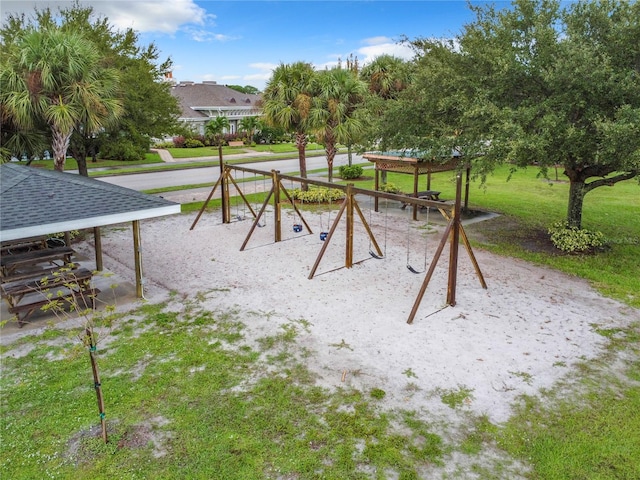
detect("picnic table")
(0, 235), (48, 255)
(400, 190), (442, 210)
(0, 246), (75, 280)
(1, 267), (98, 327)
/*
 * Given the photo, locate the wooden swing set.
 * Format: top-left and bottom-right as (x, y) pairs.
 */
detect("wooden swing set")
(190, 163), (487, 324)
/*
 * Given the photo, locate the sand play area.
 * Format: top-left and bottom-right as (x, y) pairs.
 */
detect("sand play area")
(3, 205), (638, 426)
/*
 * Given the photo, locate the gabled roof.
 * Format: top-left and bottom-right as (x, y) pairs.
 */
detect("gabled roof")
(170, 82), (261, 120)
(0, 163), (180, 242)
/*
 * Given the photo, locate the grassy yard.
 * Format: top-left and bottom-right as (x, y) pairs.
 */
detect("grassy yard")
(22, 152), (162, 170)
(1, 303), (447, 479)
(1, 163), (638, 479)
(166, 143), (325, 159)
(343, 164), (640, 308)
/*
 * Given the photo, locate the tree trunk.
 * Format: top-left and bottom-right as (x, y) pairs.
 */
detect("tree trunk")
(347, 144), (353, 167)
(86, 327), (108, 444)
(567, 180), (586, 229)
(76, 157), (89, 177)
(324, 130), (337, 183)
(295, 132), (308, 191)
(52, 128), (72, 172)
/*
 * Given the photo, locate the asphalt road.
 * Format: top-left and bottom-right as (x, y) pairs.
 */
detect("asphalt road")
(98, 153), (365, 191)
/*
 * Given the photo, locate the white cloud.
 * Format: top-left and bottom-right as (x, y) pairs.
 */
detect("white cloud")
(362, 36), (393, 46)
(358, 41), (414, 65)
(248, 62), (278, 71)
(1, 0), (211, 34)
(184, 27), (237, 43)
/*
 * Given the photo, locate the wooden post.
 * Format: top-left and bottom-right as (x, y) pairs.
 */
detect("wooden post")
(464, 165), (471, 213)
(374, 167), (380, 212)
(413, 167), (419, 221)
(446, 174), (463, 306)
(93, 227), (103, 271)
(219, 145), (228, 224)
(273, 171), (282, 243)
(345, 184), (354, 268)
(132, 220), (143, 298)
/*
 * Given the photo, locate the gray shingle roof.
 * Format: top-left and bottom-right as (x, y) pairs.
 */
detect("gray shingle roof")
(0, 163), (180, 241)
(170, 83), (261, 119)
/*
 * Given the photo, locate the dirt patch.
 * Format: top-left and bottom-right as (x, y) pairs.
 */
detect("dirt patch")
(465, 214), (561, 255)
(66, 416), (171, 465)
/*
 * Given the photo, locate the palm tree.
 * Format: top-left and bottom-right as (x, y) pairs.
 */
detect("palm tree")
(238, 116), (260, 145)
(262, 62), (315, 185)
(359, 54), (412, 100)
(310, 67), (367, 182)
(204, 116), (230, 149)
(1, 28), (122, 172)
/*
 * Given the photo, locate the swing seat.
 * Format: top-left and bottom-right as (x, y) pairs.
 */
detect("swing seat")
(320, 232), (328, 241)
(293, 224), (303, 233)
(407, 264), (423, 274)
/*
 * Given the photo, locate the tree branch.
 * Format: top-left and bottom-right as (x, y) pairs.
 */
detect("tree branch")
(584, 170), (639, 193)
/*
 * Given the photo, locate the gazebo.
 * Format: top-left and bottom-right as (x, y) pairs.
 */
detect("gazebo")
(363, 150), (471, 219)
(0, 163), (181, 297)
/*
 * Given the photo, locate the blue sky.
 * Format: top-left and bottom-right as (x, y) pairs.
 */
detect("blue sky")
(1, 1), (510, 90)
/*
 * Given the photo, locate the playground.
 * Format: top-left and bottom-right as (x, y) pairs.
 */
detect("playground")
(65, 196), (634, 425)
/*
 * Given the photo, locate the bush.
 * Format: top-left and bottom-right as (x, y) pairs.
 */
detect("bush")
(184, 138), (205, 148)
(380, 182), (401, 194)
(172, 136), (186, 148)
(98, 140), (146, 161)
(153, 141), (174, 149)
(548, 221), (605, 254)
(338, 165), (363, 180)
(289, 186), (344, 203)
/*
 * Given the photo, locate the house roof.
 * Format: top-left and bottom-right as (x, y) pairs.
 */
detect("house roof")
(0, 163), (181, 242)
(170, 82), (261, 120)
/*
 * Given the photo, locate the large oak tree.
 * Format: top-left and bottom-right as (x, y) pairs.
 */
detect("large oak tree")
(380, 0), (639, 229)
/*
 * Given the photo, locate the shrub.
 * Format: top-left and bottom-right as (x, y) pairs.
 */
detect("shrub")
(380, 182), (401, 194)
(548, 221), (605, 254)
(289, 186), (344, 203)
(98, 140), (146, 161)
(184, 138), (205, 148)
(338, 165), (363, 180)
(153, 141), (174, 149)
(172, 136), (186, 148)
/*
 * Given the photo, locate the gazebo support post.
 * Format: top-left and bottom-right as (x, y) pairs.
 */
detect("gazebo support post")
(374, 167), (380, 212)
(93, 227), (103, 271)
(412, 166), (419, 221)
(464, 165), (471, 213)
(132, 220), (144, 298)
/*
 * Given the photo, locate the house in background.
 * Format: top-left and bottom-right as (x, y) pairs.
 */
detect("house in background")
(170, 81), (262, 136)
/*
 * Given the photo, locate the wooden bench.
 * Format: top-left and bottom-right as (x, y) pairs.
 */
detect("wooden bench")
(400, 190), (442, 210)
(0, 246), (74, 279)
(1, 236), (48, 255)
(1, 268), (98, 327)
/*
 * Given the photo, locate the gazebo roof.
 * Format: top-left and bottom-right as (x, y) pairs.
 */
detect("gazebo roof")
(0, 163), (180, 242)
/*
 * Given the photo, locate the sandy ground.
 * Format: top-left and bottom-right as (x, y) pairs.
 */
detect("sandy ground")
(3, 205), (638, 429)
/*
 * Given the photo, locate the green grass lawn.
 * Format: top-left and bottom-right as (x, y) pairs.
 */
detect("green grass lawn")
(166, 143), (325, 159)
(23, 152), (162, 170)
(0, 304), (446, 479)
(345, 164), (640, 308)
